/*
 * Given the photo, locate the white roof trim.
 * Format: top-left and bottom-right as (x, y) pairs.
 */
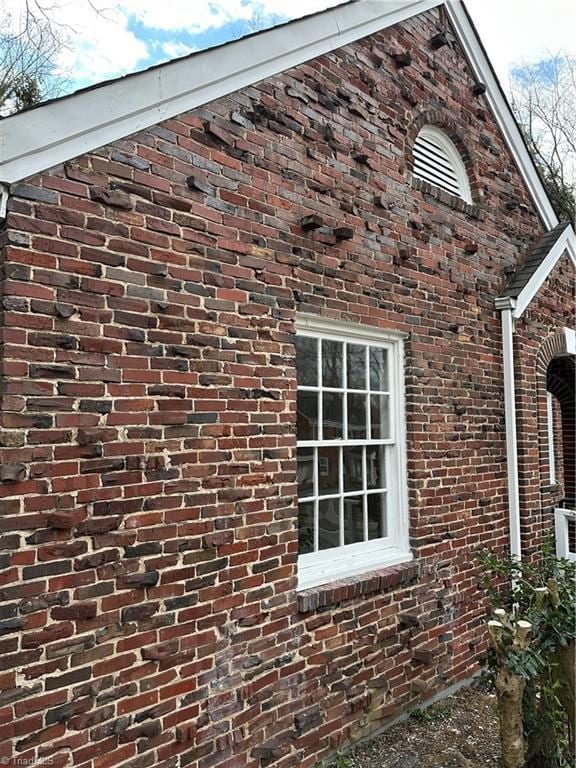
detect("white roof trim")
(0, 0), (566, 236)
(444, 1), (558, 229)
(0, 0), (440, 184)
(513, 225), (576, 319)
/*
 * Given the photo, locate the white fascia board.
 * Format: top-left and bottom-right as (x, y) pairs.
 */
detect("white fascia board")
(445, 1), (559, 230)
(0, 183), (8, 219)
(0, 0), (441, 184)
(513, 225), (575, 319)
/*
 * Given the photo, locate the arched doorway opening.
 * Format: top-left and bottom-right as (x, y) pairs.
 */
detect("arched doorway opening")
(547, 354), (575, 559)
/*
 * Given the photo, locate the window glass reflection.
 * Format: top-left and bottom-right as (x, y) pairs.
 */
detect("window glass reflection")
(295, 336), (317, 387)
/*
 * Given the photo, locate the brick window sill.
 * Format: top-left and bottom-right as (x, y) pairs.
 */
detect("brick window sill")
(541, 483), (563, 492)
(296, 561), (418, 612)
(411, 177), (481, 219)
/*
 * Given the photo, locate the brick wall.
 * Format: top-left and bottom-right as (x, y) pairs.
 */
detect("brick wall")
(513, 254), (575, 555)
(0, 6), (572, 768)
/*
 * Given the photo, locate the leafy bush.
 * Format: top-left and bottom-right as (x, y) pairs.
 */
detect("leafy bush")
(478, 548), (575, 767)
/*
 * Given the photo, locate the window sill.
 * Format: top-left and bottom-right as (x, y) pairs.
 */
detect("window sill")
(296, 559), (418, 613)
(541, 482), (563, 494)
(411, 177), (481, 219)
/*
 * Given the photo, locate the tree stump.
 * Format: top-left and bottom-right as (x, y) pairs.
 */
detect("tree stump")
(488, 616), (532, 768)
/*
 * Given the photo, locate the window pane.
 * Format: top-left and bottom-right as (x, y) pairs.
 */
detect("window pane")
(297, 448), (314, 498)
(318, 498), (340, 550)
(347, 393), (367, 439)
(344, 496), (364, 545)
(370, 347), (388, 391)
(322, 340), (343, 388)
(295, 336), (318, 387)
(370, 394), (390, 440)
(318, 447), (340, 496)
(366, 446), (386, 490)
(323, 392), (343, 439)
(347, 344), (366, 389)
(298, 502), (315, 554)
(367, 493), (387, 540)
(343, 446), (363, 492)
(297, 391), (318, 440)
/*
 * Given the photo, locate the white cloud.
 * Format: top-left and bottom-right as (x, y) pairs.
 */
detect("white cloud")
(159, 40), (197, 59)
(53, 0), (346, 83)
(1, 0), (347, 85)
(54, 5), (149, 82)
(2, 0), (572, 94)
(465, 0), (576, 86)
(113, 0), (345, 33)
(118, 0), (252, 33)
(2, 0), (149, 82)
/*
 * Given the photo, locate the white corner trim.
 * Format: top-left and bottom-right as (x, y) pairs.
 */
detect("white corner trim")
(444, 1), (559, 230)
(513, 225), (575, 318)
(565, 327), (575, 356)
(500, 307), (522, 560)
(0, 0), (440, 184)
(0, 183), (8, 220)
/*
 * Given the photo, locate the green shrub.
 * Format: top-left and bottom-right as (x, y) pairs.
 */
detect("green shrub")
(478, 548), (575, 767)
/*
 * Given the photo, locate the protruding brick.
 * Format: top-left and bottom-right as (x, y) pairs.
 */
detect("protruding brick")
(90, 186), (133, 209)
(118, 571), (159, 589)
(141, 640), (178, 661)
(300, 214), (324, 231)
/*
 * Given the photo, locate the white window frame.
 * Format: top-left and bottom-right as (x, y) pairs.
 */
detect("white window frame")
(295, 315), (412, 590)
(413, 125), (472, 203)
(546, 391), (556, 484)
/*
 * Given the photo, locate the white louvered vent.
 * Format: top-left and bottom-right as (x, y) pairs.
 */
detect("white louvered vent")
(413, 126), (471, 203)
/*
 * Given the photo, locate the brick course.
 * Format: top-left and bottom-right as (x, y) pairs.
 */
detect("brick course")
(0, 6), (574, 768)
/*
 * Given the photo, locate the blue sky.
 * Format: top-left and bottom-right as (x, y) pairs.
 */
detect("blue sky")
(3, 0), (575, 95)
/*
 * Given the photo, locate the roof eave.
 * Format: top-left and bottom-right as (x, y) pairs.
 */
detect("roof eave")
(512, 224), (576, 319)
(444, 0), (558, 229)
(0, 0), (564, 238)
(0, 0), (441, 184)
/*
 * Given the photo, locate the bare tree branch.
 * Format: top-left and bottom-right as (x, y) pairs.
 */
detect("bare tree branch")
(0, 0), (109, 114)
(509, 52), (576, 224)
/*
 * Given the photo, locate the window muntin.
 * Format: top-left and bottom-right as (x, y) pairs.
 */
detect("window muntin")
(413, 126), (472, 203)
(295, 317), (411, 589)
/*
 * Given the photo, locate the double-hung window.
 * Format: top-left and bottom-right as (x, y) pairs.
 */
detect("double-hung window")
(295, 316), (411, 589)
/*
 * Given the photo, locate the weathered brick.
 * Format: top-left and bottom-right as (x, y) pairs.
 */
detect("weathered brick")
(45, 666), (92, 691)
(0, 463), (27, 483)
(117, 571), (159, 589)
(141, 640), (179, 661)
(121, 604), (158, 623)
(0, 7), (573, 768)
(51, 603), (97, 621)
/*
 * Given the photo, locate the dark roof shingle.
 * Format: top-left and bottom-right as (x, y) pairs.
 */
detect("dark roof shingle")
(502, 222), (571, 298)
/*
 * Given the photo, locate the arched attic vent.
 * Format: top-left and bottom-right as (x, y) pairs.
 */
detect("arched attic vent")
(413, 125), (472, 203)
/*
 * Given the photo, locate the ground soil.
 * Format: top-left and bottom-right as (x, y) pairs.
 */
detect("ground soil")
(344, 684), (500, 768)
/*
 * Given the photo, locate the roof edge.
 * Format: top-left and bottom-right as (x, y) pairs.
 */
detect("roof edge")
(0, 0), (440, 184)
(444, 0), (558, 229)
(0, 0), (564, 236)
(513, 224), (576, 319)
